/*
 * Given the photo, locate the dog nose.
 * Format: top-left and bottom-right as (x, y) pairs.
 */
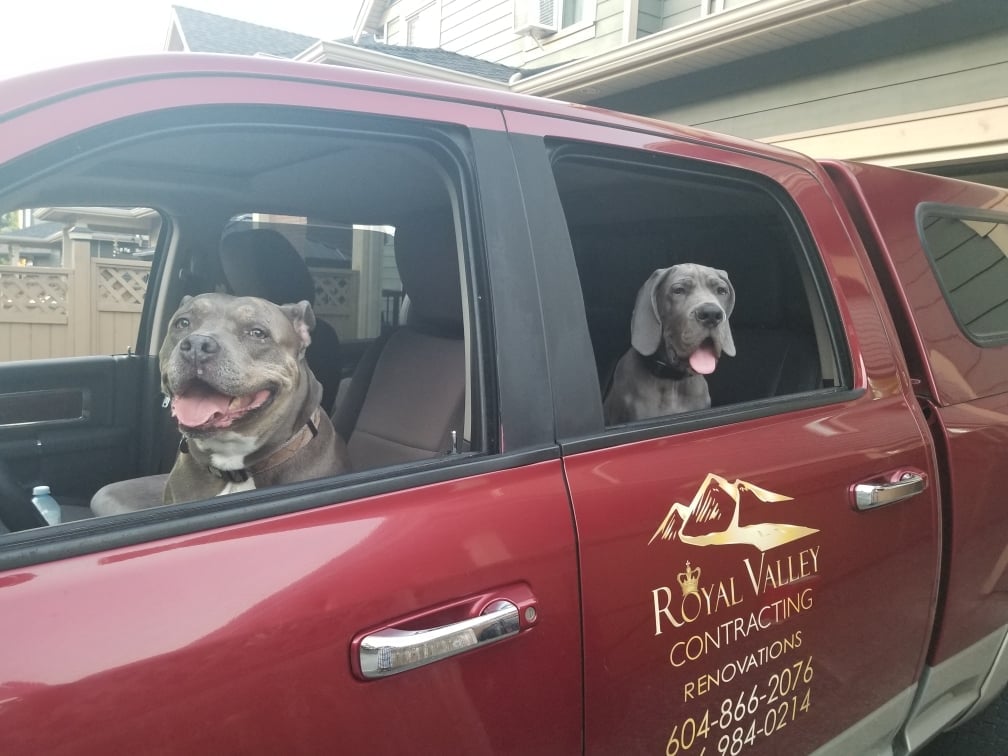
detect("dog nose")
(180, 333), (220, 363)
(694, 303), (724, 327)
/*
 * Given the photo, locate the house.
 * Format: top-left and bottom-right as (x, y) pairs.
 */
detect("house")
(166, 2), (1008, 187)
(0, 208), (159, 267)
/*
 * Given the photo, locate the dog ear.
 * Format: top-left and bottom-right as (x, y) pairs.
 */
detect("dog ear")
(280, 300), (316, 354)
(715, 270), (736, 357)
(718, 318), (736, 358)
(715, 269), (735, 315)
(631, 267), (673, 356)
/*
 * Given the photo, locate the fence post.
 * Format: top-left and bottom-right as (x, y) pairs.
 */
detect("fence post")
(67, 227), (93, 357)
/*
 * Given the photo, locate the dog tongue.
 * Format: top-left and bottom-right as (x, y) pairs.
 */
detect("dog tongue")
(172, 385), (269, 429)
(689, 344), (718, 375)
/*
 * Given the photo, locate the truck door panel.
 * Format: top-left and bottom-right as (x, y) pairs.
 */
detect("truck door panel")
(0, 459), (582, 754)
(506, 112), (942, 754)
(826, 162), (1008, 736)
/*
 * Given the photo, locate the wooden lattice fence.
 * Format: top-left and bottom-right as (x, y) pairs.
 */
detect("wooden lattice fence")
(0, 259), (150, 361)
(1, 261), (360, 362)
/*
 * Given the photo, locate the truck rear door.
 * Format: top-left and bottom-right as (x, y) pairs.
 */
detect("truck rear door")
(505, 112), (943, 754)
(826, 161), (1008, 749)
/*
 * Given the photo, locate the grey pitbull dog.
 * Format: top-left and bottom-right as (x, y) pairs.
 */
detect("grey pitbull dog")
(159, 292), (348, 503)
(603, 263), (735, 424)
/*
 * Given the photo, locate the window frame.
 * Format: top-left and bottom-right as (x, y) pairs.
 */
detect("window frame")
(527, 137), (855, 449)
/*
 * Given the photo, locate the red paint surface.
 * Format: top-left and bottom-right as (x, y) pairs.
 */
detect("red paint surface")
(0, 463), (582, 753)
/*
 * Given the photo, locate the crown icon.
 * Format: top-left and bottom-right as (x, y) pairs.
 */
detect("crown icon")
(677, 561), (701, 597)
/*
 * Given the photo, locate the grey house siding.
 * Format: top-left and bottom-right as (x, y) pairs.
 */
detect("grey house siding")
(442, 0), (524, 62)
(435, 0), (630, 69)
(592, 0), (629, 52)
(591, 1), (1008, 141)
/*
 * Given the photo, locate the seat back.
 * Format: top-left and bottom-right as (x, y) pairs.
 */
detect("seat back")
(219, 228), (342, 413)
(334, 212), (466, 471)
(703, 246), (822, 405)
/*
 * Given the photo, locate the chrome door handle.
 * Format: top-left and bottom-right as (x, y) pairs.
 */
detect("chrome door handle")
(359, 600), (519, 679)
(853, 473), (927, 511)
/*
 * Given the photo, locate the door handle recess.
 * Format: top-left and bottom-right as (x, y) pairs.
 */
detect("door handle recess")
(358, 600), (520, 679)
(853, 472), (927, 511)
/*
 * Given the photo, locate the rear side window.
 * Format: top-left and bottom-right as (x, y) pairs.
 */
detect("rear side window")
(549, 146), (849, 427)
(918, 204), (1008, 345)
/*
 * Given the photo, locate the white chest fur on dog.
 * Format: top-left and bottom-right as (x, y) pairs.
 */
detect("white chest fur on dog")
(200, 431), (260, 472)
(201, 432), (262, 495)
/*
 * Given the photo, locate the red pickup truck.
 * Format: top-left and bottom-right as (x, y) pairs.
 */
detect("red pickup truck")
(0, 55), (1006, 755)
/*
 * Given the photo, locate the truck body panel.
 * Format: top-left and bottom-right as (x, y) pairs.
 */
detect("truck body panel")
(0, 55), (1004, 754)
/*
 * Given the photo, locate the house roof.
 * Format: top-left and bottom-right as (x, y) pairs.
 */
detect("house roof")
(168, 5), (516, 84)
(0, 221), (63, 245)
(351, 37), (518, 83)
(170, 6), (319, 57)
(169, 0), (957, 107)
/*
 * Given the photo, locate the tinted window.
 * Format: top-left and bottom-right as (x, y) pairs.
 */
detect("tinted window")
(919, 206), (1008, 344)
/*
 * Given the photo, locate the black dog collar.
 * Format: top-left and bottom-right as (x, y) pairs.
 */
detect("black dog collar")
(644, 353), (691, 380)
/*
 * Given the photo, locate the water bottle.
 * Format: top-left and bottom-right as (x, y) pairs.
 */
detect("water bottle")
(31, 485), (61, 526)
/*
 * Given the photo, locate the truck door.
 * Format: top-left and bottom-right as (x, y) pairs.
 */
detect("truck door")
(505, 112), (943, 755)
(826, 162), (1008, 748)
(0, 64), (582, 754)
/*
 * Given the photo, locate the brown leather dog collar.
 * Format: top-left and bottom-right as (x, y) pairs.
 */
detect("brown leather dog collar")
(180, 407), (322, 483)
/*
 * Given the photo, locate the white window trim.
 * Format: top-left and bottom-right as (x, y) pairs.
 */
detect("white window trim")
(519, 0), (597, 58)
(405, 2), (439, 47)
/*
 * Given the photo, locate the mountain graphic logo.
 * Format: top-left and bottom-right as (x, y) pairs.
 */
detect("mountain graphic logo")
(649, 473), (818, 552)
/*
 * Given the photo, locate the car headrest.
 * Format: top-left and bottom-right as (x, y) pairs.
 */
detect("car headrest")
(393, 213), (463, 331)
(220, 228), (316, 305)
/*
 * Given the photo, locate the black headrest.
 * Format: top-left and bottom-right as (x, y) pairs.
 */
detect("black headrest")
(220, 228), (315, 305)
(393, 212), (463, 328)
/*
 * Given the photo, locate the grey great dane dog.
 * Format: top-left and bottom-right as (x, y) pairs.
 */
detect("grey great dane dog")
(603, 263), (735, 424)
(158, 292), (348, 503)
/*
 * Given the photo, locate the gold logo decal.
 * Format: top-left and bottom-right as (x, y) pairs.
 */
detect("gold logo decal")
(649, 473), (818, 552)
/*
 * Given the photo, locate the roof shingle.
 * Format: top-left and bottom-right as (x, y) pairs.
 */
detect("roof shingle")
(353, 37), (519, 83)
(173, 6), (319, 58)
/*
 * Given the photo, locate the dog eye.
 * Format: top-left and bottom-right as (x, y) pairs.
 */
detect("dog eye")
(717, 285), (729, 296)
(248, 327), (269, 339)
(174, 317), (190, 330)
(670, 286), (687, 296)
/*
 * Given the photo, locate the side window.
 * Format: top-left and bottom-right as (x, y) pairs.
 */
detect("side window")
(0, 207), (161, 360)
(918, 204), (1008, 345)
(0, 107), (487, 533)
(549, 149), (845, 426)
